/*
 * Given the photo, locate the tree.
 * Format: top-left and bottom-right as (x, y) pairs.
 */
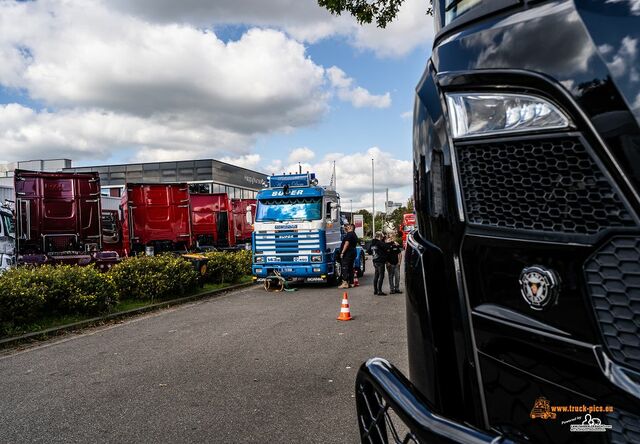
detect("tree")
(317, 0), (432, 28)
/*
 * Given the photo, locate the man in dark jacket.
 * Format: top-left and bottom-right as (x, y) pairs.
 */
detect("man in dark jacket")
(338, 224), (358, 289)
(369, 232), (388, 295)
(385, 236), (403, 294)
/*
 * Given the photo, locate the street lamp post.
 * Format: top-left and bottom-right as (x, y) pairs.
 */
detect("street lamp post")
(350, 199), (353, 224)
(372, 158), (375, 237)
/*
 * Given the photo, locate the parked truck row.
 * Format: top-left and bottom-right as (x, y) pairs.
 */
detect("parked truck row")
(0, 170), (256, 272)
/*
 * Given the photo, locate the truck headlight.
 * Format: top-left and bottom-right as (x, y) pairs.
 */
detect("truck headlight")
(311, 255), (322, 262)
(445, 93), (570, 139)
(255, 256), (264, 263)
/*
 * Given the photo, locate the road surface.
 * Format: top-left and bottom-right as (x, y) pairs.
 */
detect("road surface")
(0, 273), (408, 443)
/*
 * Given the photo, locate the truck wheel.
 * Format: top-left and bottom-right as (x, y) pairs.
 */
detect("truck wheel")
(329, 261), (341, 286)
(357, 253), (365, 277)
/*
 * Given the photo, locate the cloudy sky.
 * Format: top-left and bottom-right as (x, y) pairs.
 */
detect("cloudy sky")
(0, 0), (435, 211)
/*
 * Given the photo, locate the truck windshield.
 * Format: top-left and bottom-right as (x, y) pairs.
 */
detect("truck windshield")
(256, 197), (322, 222)
(1, 212), (15, 237)
(443, 0), (482, 25)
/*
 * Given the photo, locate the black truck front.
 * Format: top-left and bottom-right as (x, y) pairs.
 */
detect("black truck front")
(357, 1), (640, 443)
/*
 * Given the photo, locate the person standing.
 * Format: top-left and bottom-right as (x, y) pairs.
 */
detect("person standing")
(385, 236), (403, 294)
(370, 232), (388, 295)
(338, 224), (358, 289)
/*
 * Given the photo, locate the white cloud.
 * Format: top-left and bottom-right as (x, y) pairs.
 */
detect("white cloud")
(0, 0), (330, 163)
(109, 0), (434, 58)
(267, 146), (412, 212)
(0, 104), (252, 163)
(327, 66), (391, 108)
(351, 0), (435, 58)
(219, 154), (262, 170)
(400, 111), (412, 119)
(288, 147), (315, 163)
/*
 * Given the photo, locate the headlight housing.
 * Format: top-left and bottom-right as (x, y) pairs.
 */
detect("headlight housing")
(311, 255), (322, 262)
(255, 256), (264, 263)
(445, 93), (570, 139)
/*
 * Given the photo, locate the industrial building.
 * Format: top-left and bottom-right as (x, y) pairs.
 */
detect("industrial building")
(0, 158), (267, 201)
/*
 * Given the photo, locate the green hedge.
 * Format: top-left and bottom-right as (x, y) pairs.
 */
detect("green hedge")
(109, 254), (199, 301)
(0, 265), (117, 336)
(0, 251), (252, 336)
(203, 250), (252, 284)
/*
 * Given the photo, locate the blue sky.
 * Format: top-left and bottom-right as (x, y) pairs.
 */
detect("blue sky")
(0, 0), (434, 210)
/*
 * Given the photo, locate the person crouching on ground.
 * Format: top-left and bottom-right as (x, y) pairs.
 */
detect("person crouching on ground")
(370, 232), (389, 295)
(385, 235), (403, 294)
(338, 224), (359, 289)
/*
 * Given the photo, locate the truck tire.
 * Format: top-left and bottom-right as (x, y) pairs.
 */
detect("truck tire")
(357, 258), (365, 277)
(329, 260), (341, 286)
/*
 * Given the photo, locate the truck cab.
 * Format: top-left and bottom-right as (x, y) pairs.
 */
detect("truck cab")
(14, 169), (104, 266)
(0, 203), (15, 271)
(357, 1), (640, 443)
(252, 173), (342, 283)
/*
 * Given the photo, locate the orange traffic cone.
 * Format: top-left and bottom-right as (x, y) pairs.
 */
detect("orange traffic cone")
(337, 292), (353, 321)
(353, 274), (359, 287)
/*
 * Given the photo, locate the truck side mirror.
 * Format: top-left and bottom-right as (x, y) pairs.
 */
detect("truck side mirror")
(330, 207), (338, 221)
(246, 207), (253, 224)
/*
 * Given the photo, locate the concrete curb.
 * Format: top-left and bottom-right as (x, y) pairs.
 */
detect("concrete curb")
(0, 281), (256, 349)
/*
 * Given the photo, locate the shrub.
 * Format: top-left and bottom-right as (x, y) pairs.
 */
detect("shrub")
(203, 250), (251, 284)
(109, 254), (198, 301)
(0, 267), (48, 334)
(0, 264), (117, 336)
(45, 265), (117, 315)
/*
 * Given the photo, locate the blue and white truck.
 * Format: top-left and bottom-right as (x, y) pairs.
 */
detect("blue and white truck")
(252, 173), (364, 284)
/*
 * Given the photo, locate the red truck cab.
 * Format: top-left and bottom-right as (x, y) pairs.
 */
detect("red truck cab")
(231, 198), (256, 247)
(14, 169), (117, 266)
(190, 193), (234, 250)
(121, 183), (192, 255)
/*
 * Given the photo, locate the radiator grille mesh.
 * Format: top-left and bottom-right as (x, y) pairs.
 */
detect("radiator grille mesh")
(456, 137), (635, 234)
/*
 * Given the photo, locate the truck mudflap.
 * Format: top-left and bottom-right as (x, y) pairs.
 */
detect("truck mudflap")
(355, 358), (513, 444)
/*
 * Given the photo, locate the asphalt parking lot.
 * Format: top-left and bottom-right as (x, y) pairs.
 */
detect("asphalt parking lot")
(0, 273), (408, 443)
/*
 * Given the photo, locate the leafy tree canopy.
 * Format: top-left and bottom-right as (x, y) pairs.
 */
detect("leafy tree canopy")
(317, 0), (432, 28)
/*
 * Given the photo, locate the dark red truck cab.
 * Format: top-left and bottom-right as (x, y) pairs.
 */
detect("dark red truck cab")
(121, 183), (192, 255)
(14, 169), (117, 267)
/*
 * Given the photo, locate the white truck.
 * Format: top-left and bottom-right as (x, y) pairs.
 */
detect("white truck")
(0, 202), (15, 271)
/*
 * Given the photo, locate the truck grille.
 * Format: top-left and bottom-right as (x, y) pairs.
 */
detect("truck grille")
(608, 409), (640, 444)
(584, 237), (640, 372)
(44, 235), (78, 252)
(254, 230), (322, 262)
(455, 136), (635, 234)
